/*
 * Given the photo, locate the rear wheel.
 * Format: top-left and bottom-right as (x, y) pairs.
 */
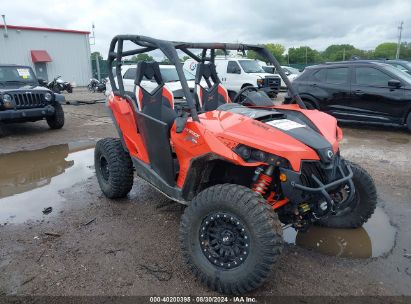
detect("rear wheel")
(95, 138), (134, 199)
(180, 184), (283, 294)
(46, 103), (65, 129)
(316, 162), (377, 228)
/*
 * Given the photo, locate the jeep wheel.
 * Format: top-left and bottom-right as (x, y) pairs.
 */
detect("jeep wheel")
(406, 112), (411, 132)
(46, 103), (65, 129)
(95, 138), (134, 199)
(180, 184), (283, 294)
(316, 162), (377, 228)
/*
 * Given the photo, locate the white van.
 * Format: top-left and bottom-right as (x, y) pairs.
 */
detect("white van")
(184, 57), (281, 98)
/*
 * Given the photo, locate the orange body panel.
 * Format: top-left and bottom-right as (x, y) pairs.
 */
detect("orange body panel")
(108, 94), (341, 190)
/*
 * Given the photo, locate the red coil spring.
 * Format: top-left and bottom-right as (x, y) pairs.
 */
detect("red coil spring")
(252, 173), (272, 196)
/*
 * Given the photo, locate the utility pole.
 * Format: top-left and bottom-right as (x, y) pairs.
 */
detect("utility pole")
(305, 46), (308, 65)
(343, 48), (346, 61)
(396, 21), (403, 59)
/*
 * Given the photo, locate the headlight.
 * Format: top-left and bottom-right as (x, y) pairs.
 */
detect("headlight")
(44, 92), (52, 101)
(233, 144), (289, 167)
(2, 94), (13, 108)
(257, 78), (264, 87)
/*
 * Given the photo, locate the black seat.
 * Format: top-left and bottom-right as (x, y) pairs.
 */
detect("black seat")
(194, 63), (230, 111)
(134, 62), (177, 129)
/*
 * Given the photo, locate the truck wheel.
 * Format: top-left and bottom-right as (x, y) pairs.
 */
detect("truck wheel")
(95, 138), (134, 199)
(316, 162), (377, 228)
(406, 112), (411, 132)
(180, 184), (283, 294)
(46, 103), (65, 129)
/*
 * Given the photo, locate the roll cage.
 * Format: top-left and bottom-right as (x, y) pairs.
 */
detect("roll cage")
(107, 35), (306, 122)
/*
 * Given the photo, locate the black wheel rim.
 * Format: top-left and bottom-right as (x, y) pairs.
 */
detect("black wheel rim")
(99, 156), (110, 181)
(199, 212), (250, 269)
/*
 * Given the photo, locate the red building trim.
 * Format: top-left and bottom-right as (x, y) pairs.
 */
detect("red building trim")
(0, 24), (90, 35)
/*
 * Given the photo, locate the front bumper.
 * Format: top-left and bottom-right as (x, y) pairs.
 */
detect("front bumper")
(280, 159), (355, 210)
(0, 105), (55, 122)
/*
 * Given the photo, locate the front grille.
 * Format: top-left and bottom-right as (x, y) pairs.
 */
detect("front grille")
(265, 76), (281, 88)
(12, 93), (46, 109)
(300, 161), (328, 187)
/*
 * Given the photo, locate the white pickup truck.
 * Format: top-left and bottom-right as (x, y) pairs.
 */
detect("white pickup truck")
(184, 57), (281, 98)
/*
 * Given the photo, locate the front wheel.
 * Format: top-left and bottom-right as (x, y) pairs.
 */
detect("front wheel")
(316, 162), (377, 228)
(95, 138), (134, 199)
(46, 103), (65, 129)
(180, 184), (283, 294)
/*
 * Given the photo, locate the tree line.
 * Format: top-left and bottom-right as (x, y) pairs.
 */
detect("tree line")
(91, 42), (411, 67)
(247, 42), (411, 64)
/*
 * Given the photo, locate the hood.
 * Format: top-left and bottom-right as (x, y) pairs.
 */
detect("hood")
(164, 80), (195, 91)
(201, 105), (339, 171)
(0, 84), (51, 93)
(250, 72), (280, 79)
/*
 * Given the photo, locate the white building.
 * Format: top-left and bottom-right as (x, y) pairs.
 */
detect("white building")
(0, 24), (92, 86)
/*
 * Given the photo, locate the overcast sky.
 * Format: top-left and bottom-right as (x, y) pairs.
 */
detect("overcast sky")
(1, 0), (410, 55)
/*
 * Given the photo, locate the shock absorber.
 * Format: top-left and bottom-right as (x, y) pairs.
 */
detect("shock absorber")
(252, 165), (274, 196)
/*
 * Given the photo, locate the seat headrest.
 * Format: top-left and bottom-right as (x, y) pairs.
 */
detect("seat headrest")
(195, 63), (220, 85)
(134, 61), (164, 86)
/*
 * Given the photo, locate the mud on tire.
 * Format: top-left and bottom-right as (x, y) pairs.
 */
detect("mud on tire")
(95, 138), (134, 199)
(180, 184), (283, 294)
(46, 103), (65, 129)
(317, 161), (377, 228)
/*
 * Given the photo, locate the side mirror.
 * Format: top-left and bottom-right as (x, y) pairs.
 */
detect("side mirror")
(388, 79), (401, 88)
(285, 71), (290, 76)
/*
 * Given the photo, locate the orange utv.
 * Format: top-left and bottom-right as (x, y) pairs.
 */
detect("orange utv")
(95, 35), (377, 294)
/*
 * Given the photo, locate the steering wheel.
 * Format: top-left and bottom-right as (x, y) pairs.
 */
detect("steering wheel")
(232, 86), (259, 104)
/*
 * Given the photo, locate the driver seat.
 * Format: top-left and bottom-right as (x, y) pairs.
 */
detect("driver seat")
(194, 63), (230, 111)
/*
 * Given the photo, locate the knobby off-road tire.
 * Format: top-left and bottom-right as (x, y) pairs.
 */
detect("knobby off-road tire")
(317, 161), (377, 228)
(180, 184), (283, 294)
(46, 103), (65, 129)
(95, 138), (134, 199)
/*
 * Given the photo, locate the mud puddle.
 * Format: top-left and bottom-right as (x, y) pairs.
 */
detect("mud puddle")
(0, 143), (95, 224)
(283, 207), (396, 258)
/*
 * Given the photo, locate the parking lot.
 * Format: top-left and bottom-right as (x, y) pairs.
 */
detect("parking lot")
(0, 89), (410, 296)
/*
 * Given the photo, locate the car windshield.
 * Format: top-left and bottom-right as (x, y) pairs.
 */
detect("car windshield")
(161, 67), (195, 82)
(382, 64), (411, 84)
(0, 66), (37, 83)
(238, 60), (265, 73)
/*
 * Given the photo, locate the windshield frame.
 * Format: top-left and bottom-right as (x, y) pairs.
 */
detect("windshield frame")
(238, 60), (265, 73)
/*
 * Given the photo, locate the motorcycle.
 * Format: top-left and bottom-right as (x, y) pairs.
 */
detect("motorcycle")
(88, 78), (107, 93)
(48, 76), (73, 93)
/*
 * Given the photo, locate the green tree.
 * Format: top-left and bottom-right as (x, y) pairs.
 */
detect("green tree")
(130, 53), (154, 62)
(247, 43), (286, 64)
(374, 42), (397, 59)
(288, 46), (322, 64)
(180, 55), (191, 62)
(322, 44), (366, 61)
(91, 51), (103, 60)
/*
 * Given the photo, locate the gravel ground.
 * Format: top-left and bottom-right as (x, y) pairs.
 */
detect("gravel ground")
(0, 90), (410, 297)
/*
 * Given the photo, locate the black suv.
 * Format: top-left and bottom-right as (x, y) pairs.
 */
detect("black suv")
(0, 65), (65, 131)
(285, 61), (411, 131)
